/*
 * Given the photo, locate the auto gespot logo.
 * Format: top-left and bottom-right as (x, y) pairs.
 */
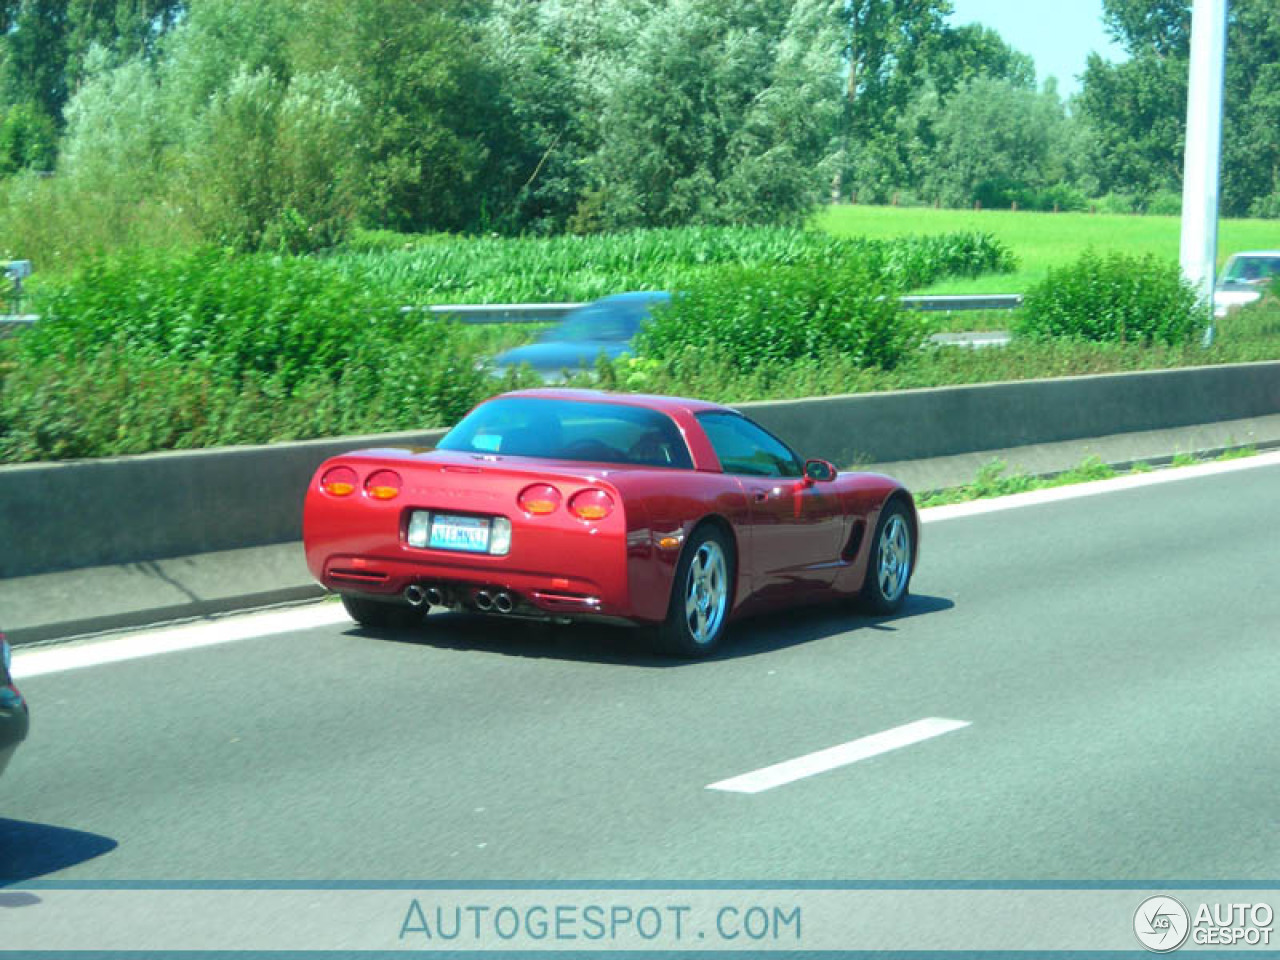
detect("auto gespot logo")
(1135, 896), (1275, 951)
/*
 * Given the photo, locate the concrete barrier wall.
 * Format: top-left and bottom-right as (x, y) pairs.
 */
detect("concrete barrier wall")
(740, 362), (1280, 468)
(3, 361), (1277, 579)
(0, 428), (442, 579)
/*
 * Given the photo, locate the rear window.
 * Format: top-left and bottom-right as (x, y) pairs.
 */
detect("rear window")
(438, 397), (693, 469)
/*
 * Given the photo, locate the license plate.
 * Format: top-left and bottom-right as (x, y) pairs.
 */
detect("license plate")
(428, 514), (490, 553)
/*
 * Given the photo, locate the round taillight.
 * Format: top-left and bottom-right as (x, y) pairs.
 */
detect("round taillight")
(365, 469), (403, 501)
(517, 483), (562, 515)
(321, 466), (358, 497)
(568, 488), (614, 521)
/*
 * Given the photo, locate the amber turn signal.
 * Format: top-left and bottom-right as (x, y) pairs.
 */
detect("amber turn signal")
(517, 483), (562, 515)
(568, 489), (614, 521)
(365, 469), (403, 500)
(320, 466), (358, 497)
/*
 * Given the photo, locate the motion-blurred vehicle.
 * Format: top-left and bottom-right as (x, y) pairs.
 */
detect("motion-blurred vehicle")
(303, 389), (918, 657)
(0, 634), (29, 776)
(1214, 251), (1280, 318)
(491, 291), (671, 381)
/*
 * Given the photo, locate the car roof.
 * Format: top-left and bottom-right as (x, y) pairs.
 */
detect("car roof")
(498, 387), (730, 417)
(1225, 251), (1280, 258)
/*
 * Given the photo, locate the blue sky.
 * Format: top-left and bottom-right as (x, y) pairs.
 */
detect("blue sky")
(948, 0), (1129, 97)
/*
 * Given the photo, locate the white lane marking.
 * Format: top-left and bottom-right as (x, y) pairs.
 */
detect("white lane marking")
(11, 603), (351, 679)
(707, 717), (970, 794)
(919, 448), (1280, 524)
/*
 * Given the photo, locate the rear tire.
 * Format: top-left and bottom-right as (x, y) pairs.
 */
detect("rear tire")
(340, 594), (422, 630)
(651, 525), (735, 658)
(859, 499), (914, 615)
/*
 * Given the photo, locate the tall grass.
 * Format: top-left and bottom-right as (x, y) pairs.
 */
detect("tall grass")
(327, 226), (1015, 304)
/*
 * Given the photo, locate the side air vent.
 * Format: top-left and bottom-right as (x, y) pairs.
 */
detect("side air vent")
(842, 518), (866, 562)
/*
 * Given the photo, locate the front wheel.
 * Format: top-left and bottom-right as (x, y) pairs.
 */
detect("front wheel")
(651, 525), (734, 658)
(859, 500), (914, 615)
(340, 594), (422, 630)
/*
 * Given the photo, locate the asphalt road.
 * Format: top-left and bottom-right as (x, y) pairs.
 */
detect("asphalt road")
(4, 459), (1279, 885)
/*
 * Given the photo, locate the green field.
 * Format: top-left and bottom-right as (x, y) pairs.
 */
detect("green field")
(816, 205), (1280, 295)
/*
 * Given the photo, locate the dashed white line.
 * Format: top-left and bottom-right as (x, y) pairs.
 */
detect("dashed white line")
(706, 717), (971, 794)
(11, 603), (351, 679)
(919, 448), (1280, 524)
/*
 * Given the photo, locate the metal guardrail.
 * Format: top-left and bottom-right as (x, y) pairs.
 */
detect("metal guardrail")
(899, 294), (1023, 312)
(418, 294), (1024, 325)
(417, 303), (581, 324)
(2, 294), (1025, 333)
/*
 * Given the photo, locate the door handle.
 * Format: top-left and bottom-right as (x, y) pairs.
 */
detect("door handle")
(752, 490), (769, 503)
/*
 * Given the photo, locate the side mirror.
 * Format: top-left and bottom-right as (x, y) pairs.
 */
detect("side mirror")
(804, 459), (837, 483)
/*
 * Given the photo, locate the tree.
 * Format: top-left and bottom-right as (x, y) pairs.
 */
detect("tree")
(182, 67), (362, 252)
(836, 0), (951, 200)
(0, 0), (183, 159)
(1079, 49), (1187, 200)
(0, 0), (69, 134)
(481, 0), (594, 233)
(835, 2), (1041, 202)
(1079, 0), (1280, 215)
(922, 76), (1078, 208)
(588, 0), (841, 228)
(930, 23), (1036, 96)
(294, 0), (519, 233)
(0, 101), (57, 174)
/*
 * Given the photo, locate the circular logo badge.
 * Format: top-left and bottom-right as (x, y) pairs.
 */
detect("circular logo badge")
(1135, 896), (1190, 952)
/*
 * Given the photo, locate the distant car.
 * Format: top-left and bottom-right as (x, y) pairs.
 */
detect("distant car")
(1214, 251), (1280, 318)
(492, 291), (671, 381)
(0, 634), (29, 777)
(303, 389), (918, 657)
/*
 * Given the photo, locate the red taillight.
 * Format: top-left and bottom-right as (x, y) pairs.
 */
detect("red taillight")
(320, 466), (358, 497)
(517, 483), (562, 515)
(568, 488), (614, 521)
(365, 469), (403, 501)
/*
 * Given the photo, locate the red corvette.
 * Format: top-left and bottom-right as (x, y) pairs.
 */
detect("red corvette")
(303, 389), (918, 656)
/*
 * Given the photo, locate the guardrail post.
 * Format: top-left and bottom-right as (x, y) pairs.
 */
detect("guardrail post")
(4, 259), (32, 314)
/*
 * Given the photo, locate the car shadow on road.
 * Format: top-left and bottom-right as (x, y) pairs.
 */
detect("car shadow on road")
(361, 592), (954, 667)
(0, 818), (117, 886)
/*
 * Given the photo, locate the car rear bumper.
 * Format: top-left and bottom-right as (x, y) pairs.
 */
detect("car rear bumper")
(319, 553), (641, 622)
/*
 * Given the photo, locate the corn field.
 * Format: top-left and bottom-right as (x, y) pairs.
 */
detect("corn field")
(328, 227), (1016, 304)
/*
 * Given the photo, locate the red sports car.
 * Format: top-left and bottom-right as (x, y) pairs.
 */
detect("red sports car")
(303, 389), (918, 656)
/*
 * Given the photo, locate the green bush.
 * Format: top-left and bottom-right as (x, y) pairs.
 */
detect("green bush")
(1143, 190), (1183, 216)
(1093, 192), (1140, 215)
(1015, 251), (1205, 346)
(635, 260), (923, 372)
(0, 227), (1017, 461)
(1247, 191), (1280, 219)
(21, 249), (404, 387)
(0, 248), (533, 462)
(1029, 183), (1089, 213)
(0, 102), (57, 176)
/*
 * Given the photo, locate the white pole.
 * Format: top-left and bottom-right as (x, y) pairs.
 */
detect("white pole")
(1179, 0), (1228, 347)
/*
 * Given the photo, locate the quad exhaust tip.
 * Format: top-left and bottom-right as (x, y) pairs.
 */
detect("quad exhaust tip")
(474, 590), (494, 611)
(406, 584), (447, 608)
(493, 592), (514, 614)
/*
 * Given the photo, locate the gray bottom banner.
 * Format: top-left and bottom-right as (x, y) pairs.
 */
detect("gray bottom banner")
(2, 888), (1278, 953)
